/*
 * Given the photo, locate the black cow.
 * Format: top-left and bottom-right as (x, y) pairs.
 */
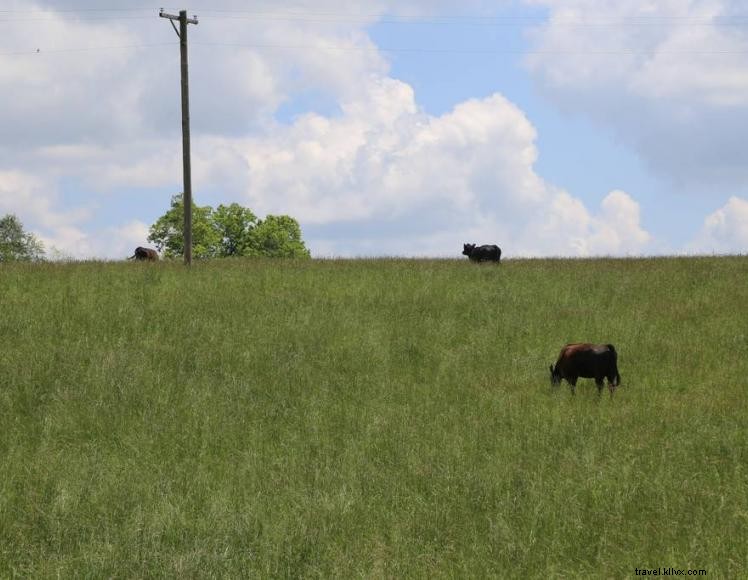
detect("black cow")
(462, 243), (501, 263)
(549, 343), (620, 396)
(128, 246), (159, 261)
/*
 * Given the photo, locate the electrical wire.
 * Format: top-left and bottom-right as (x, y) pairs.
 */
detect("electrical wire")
(2, 8), (748, 57)
(0, 42), (175, 56)
(2, 41), (746, 57)
(192, 41), (748, 55)
(2, 8), (748, 26)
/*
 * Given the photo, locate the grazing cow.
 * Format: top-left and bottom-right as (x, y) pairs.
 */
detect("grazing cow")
(129, 246), (159, 261)
(462, 243), (501, 263)
(549, 343), (620, 396)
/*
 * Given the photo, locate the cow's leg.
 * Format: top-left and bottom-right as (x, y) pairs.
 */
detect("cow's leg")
(607, 374), (618, 397)
(608, 373), (621, 397)
(595, 377), (604, 396)
(569, 377), (577, 396)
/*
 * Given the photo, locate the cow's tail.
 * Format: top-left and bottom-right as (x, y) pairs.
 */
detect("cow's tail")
(607, 344), (621, 386)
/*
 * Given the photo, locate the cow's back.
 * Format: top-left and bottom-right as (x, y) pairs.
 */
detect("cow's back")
(133, 246), (158, 261)
(471, 244), (501, 262)
(557, 343), (615, 378)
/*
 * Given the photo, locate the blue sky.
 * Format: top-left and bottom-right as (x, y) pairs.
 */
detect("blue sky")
(1, 1), (747, 258)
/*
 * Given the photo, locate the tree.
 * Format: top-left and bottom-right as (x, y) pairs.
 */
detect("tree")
(147, 196), (310, 259)
(212, 203), (258, 257)
(249, 215), (310, 258)
(147, 194), (220, 259)
(0, 214), (44, 262)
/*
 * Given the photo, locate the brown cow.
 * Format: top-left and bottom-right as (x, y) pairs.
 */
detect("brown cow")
(549, 343), (620, 396)
(128, 246), (159, 261)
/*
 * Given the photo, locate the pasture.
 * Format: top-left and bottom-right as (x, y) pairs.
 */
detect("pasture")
(0, 256), (746, 577)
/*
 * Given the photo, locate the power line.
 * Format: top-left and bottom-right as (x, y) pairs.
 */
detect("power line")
(0, 7), (154, 11)
(192, 41), (748, 56)
(124, 7), (748, 22)
(0, 42), (175, 56)
(2, 7), (747, 58)
(2, 41), (746, 58)
(3, 9), (748, 26)
(192, 11), (748, 27)
(0, 16), (155, 22)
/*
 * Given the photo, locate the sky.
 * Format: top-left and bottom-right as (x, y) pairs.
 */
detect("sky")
(1, 0), (747, 259)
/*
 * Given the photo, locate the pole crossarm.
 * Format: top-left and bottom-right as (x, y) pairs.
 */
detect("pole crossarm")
(159, 10), (198, 25)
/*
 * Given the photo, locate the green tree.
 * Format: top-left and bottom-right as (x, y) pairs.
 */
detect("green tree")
(148, 196), (310, 259)
(147, 195), (220, 259)
(249, 215), (311, 258)
(0, 214), (44, 262)
(212, 203), (258, 257)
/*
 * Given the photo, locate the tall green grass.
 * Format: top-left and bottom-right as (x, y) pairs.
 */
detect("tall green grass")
(1, 257), (746, 577)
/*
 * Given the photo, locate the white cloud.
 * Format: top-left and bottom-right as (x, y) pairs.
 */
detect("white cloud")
(0, 170), (90, 230)
(690, 196), (748, 253)
(525, 0), (748, 104)
(199, 77), (654, 257)
(589, 189), (651, 255)
(0, 170), (154, 259)
(235, 81), (545, 224)
(524, 0), (748, 188)
(0, 7), (150, 147)
(34, 220), (153, 261)
(518, 189), (652, 257)
(82, 220), (152, 260)
(0, 1), (666, 259)
(37, 220), (153, 261)
(0, 170), (93, 257)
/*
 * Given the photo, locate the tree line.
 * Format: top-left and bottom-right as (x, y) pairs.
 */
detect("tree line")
(148, 195), (309, 259)
(0, 196), (310, 262)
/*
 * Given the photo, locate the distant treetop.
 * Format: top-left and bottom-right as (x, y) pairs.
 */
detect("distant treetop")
(0, 214), (45, 262)
(147, 195), (311, 259)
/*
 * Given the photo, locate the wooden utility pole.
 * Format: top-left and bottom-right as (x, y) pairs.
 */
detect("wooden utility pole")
(160, 9), (198, 266)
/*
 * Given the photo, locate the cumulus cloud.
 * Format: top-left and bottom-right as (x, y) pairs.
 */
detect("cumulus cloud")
(0, 10), (150, 148)
(0, 170), (154, 259)
(524, 0), (748, 188)
(248, 81), (542, 224)
(690, 196), (748, 253)
(0, 170), (91, 256)
(0, 171), (88, 231)
(201, 77), (654, 257)
(557, 189), (651, 256)
(38, 220), (153, 261)
(525, 0), (748, 103)
(1, 1), (664, 258)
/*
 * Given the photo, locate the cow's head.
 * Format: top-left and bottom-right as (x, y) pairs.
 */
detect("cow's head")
(549, 364), (562, 386)
(462, 243), (475, 257)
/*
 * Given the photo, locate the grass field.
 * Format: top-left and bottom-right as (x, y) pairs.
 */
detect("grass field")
(1, 256), (746, 577)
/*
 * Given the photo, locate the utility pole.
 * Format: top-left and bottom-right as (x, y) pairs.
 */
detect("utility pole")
(160, 8), (198, 266)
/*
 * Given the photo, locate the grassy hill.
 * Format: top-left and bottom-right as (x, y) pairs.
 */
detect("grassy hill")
(1, 257), (746, 577)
